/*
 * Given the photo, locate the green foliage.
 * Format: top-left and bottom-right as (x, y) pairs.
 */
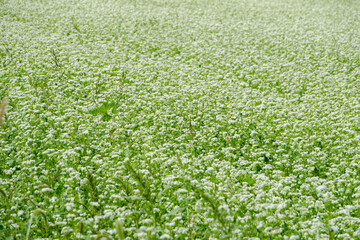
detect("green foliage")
(1, 0), (360, 239)
(88, 101), (119, 121)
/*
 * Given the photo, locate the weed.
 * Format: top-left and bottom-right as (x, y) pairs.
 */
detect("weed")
(114, 220), (125, 240)
(26, 209), (48, 240)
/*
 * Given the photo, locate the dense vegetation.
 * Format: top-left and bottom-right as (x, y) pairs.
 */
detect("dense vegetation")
(1, 0), (360, 239)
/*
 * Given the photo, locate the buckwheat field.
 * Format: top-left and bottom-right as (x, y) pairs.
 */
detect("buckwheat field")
(1, 0), (360, 239)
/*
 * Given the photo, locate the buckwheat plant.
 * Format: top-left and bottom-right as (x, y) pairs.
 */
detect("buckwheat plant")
(1, 0), (360, 239)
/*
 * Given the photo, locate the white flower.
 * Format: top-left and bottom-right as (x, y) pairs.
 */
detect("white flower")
(160, 234), (171, 239)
